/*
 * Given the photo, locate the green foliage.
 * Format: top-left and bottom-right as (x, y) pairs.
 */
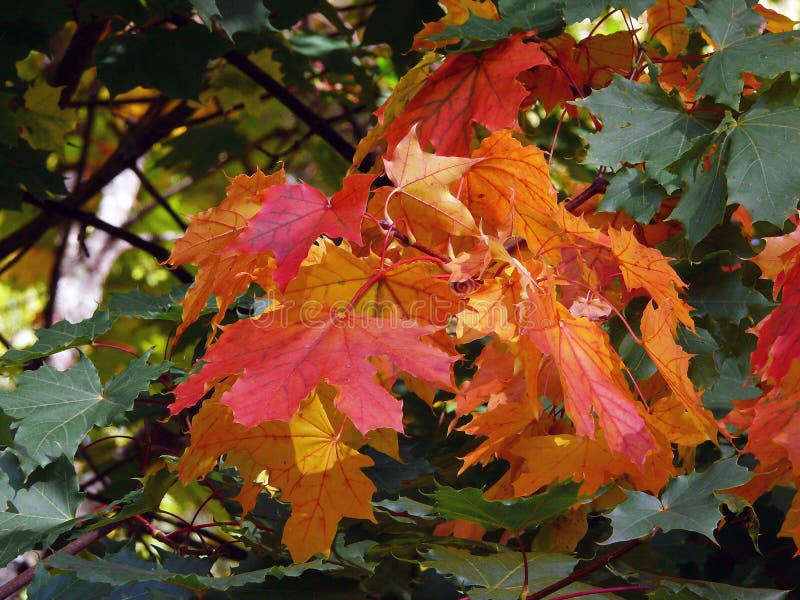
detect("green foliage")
(1, 311), (113, 364)
(419, 546), (579, 600)
(0, 1), (799, 598)
(0, 353), (169, 473)
(576, 76), (713, 190)
(430, 481), (585, 532)
(604, 459), (753, 543)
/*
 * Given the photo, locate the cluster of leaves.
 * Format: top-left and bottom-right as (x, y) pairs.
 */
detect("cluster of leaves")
(1, 0), (800, 598)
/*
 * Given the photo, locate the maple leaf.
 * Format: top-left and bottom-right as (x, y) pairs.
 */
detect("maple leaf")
(648, 0), (695, 57)
(743, 392), (800, 478)
(510, 427), (676, 497)
(282, 241), (462, 327)
(520, 31), (637, 114)
(227, 174), (376, 291)
(167, 169), (284, 336)
(609, 227), (694, 330)
(412, 0), (500, 51)
(640, 301), (719, 442)
(353, 53), (438, 170)
(525, 279), (658, 466)
(574, 31), (638, 88)
(179, 387), (376, 562)
(382, 33), (551, 157)
(459, 130), (556, 240)
(750, 271), (800, 386)
(382, 126), (481, 241)
(455, 275), (525, 342)
(171, 306), (455, 433)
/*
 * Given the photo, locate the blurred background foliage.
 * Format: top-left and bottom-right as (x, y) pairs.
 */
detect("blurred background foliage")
(0, 0), (799, 598)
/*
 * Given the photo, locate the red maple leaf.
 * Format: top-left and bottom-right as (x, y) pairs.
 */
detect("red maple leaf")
(227, 174), (376, 291)
(170, 307), (455, 433)
(382, 33), (551, 157)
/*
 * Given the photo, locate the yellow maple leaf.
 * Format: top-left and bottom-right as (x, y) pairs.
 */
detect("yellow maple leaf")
(179, 386), (376, 562)
(382, 126), (481, 244)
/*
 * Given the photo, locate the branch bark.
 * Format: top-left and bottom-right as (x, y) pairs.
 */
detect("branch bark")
(0, 99), (193, 263)
(19, 193), (193, 284)
(223, 51), (358, 166)
(0, 523), (119, 600)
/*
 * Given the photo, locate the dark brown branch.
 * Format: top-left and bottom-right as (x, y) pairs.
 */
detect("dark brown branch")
(130, 164), (188, 230)
(526, 537), (645, 600)
(19, 193), (193, 284)
(223, 51), (358, 166)
(564, 174), (609, 212)
(43, 224), (70, 328)
(378, 220), (449, 262)
(50, 18), (110, 107)
(0, 99), (194, 263)
(0, 522), (118, 600)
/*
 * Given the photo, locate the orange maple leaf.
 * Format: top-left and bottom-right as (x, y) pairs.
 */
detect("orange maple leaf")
(167, 169), (284, 336)
(383, 33), (551, 156)
(412, 0), (500, 51)
(227, 174), (376, 291)
(648, 0), (696, 57)
(609, 227), (693, 330)
(640, 301), (719, 442)
(460, 130), (556, 240)
(170, 306), (455, 433)
(179, 387), (376, 562)
(282, 240), (462, 326)
(525, 279), (658, 466)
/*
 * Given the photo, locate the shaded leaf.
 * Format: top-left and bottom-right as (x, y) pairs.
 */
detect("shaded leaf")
(603, 458), (752, 543)
(689, 0), (800, 108)
(599, 168), (667, 223)
(94, 23), (228, 99)
(576, 76), (712, 189)
(0, 353), (169, 472)
(430, 481), (584, 532)
(724, 92), (800, 224)
(0, 456), (82, 566)
(420, 546), (622, 600)
(48, 549), (336, 592)
(1, 310), (113, 364)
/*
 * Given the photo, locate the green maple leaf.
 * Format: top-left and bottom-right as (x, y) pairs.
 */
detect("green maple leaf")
(430, 481), (584, 532)
(0, 456), (82, 566)
(603, 458), (752, 544)
(724, 92), (800, 224)
(575, 76), (713, 190)
(0, 352), (169, 473)
(1, 310), (113, 365)
(688, 0), (800, 108)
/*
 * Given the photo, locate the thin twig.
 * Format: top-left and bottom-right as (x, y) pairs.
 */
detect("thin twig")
(18, 193), (192, 284)
(130, 164), (188, 230)
(526, 537), (645, 600)
(223, 51), (358, 167)
(0, 522), (119, 600)
(0, 99), (193, 263)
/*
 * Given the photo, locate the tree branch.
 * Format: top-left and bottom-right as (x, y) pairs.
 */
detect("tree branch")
(0, 99), (194, 263)
(130, 164), (188, 230)
(223, 51), (358, 166)
(564, 174), (609, 212)
(19, 193), (193, 284)
(526, 537), (645, 600)
(0, 522), (119, 600)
